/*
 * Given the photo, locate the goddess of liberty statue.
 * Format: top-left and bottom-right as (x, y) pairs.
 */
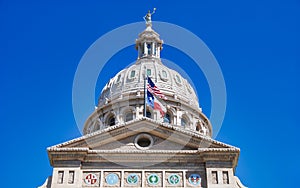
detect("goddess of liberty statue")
(143, 8), (156, 26)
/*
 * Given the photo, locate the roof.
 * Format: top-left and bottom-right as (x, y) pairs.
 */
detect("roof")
(48, 118), (240, 167)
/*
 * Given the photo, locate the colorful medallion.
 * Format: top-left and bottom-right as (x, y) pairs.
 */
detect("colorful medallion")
(168, 174), (180, 185)
(106, 173), (118, 185)
(84, 173), (98, 185)
(126, 173), (139, 185)
(188, 174), (201, 186)
(147, 173), (160, 185)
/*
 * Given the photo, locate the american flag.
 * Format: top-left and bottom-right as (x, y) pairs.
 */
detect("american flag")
(147, 77), (167, 100)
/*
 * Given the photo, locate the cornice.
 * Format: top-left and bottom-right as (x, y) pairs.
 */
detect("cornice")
(48, 147), (239, 167)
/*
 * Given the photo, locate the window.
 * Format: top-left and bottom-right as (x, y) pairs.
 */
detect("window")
(116, 74), (121, 82)
(176, 75), (181, 83)
(162, 70), (167, 78)
(147, 69), (151, 76)
(125, 112), (133, 122)
(141, 44), (144, 55)
(130, 70), (135, 78)
(146, 111), (152, 118)
(181, 118), (187, 127)
(222, 171), (229, 184)
(196, 123), (201, 131)
(137, 137), (151, 147)
(164, 113), (171, 123)
(68, 171), (74, 184)
(108, 116), (115, 126)
(212, 171), (218, 184)
(134, 134), (154, 150)
(147, 43), (151, 55)
(58, 171), (64, 184)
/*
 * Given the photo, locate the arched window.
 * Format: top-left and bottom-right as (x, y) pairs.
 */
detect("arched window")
(181, 118), (187, 127)
(146, 111), (152, 118)
(107, 116), (115, 126)
(125, 112), (133, 122)
(94, 122), (100, 131)
(147, 43), (151, 55)
(130, 70), (135, 78)
(162, 70), (167, 78)
(147, 69), (151, 76)
(196, 124), (201, 131)
(116, 74), (121, 82)
(164, 113), (171, 123)
(176, 75), (181, 83)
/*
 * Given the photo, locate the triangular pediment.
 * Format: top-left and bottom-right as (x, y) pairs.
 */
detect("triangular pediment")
(47, 118), (240, 167)
(48, 118), (238, 151)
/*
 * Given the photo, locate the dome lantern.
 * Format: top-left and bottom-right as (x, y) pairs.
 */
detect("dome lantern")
(135, 8), (163, 60)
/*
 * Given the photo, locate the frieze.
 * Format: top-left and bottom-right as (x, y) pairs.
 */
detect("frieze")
(82, 153), (203, 164)
(65, 169), (211, 188)
(51, 153), (86, 159)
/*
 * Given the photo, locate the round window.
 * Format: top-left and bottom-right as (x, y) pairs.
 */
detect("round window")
(134, 134), (154, 150)
(137, 137), (151, 147)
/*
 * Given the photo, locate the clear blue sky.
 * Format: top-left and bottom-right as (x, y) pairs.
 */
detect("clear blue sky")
(0, 0), (299, 187)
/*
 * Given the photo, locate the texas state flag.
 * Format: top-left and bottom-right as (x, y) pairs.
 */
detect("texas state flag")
(146, 90), (166, 117)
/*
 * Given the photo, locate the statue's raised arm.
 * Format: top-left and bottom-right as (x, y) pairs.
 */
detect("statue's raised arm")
(143, 8), (156, 25)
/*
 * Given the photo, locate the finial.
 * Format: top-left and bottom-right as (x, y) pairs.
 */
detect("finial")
(143, 8), (156, 27)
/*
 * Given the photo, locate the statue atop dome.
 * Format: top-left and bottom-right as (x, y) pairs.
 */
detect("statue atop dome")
(143, 8), (156, 26)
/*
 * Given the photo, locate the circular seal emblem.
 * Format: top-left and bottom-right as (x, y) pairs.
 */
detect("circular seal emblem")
(147, 173), (160, 185)
(168, 174), (180, 185)
(126, 173), (139, 185)
(188, 174), (201, 186)
(84, 173), (98, 185)
(105, 173), (119, 185)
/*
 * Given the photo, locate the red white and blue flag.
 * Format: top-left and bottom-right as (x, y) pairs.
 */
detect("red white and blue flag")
(147, 77), (167, 100)
(146, 90), (166, 117)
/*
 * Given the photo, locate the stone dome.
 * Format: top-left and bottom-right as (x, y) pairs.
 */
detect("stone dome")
(98, 59), (199, 109)
(83, 24), (212, 138)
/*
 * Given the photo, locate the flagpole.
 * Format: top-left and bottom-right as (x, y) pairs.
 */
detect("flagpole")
(143, 68), (147, 117)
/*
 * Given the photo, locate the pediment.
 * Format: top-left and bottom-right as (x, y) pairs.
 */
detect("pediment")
(49, 118), (238, 152)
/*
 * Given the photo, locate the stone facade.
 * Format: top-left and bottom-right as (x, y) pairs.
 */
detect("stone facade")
(39, 15), (247, 188)
(40, 118), (247, 188)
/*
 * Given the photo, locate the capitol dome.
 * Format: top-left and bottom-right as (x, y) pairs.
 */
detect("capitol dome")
(83, 23), (212, 137)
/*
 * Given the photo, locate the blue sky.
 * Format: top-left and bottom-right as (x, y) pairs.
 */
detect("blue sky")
(0, 0), (299, 187)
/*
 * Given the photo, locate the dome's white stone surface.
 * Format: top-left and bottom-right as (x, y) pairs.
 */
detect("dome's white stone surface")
(83, 25), (212, 137)
(98, 58), (199, 109)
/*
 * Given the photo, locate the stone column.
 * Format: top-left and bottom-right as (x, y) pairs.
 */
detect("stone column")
(144, 42), (147, 56)
(152, 42), (155, 56)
